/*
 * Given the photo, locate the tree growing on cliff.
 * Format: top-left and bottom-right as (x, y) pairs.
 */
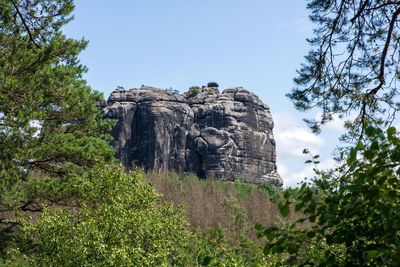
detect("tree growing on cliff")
(0, 0), (115, 248)
(287, 0), (400, 139)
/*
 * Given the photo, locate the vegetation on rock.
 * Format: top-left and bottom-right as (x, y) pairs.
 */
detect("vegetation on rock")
(185, 86), (201, 97)
(207, 82), (219, 88)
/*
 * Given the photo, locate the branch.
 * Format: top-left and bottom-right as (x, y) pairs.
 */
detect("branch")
(367, 5), (400, 97)
(350, 0), (369, 24)
(11, 0), (40, 48)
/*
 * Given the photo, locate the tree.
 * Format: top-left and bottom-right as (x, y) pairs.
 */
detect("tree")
(0, 0), (115, 247)
(257, 126), (400, 265)
(257, 2), (400, 265)
(2, 165), (191, 266)
(288, 0), (400, 138)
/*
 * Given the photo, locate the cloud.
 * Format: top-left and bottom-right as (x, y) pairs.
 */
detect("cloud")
(277, 127), (324, 158)
(283, 158), (338, 188)
(315, 111), (358, 132)
(273, 112), (325, 160)
(272, 112), (338, 187)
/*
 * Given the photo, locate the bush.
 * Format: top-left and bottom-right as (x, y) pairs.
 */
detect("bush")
(257, 126), (400, 265)
(185, 86), (201, 98)
(183, 227), (269, 266)
(234, 178), (253, 198)
(4, 165), (190, 266)
(207, 82), (219, 87)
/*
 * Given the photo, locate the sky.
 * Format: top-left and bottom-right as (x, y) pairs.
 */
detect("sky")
(63, 0), (348, 187)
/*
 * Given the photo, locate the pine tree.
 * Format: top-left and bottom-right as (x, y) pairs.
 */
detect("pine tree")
(0, 0), (115, 247)
(288, 0), (400, 139)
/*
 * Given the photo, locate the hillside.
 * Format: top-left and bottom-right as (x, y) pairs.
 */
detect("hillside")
(143, 171), (300, 243)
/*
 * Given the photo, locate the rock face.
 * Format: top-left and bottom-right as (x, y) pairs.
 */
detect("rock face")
(101, 85), (282, 187)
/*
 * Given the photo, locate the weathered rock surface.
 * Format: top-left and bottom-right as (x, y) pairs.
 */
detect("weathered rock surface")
(101, 85), (282, 187)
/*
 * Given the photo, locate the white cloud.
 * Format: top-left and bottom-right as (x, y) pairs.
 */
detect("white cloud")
(283, 158), (338, 188)
(315, 111), (358, 132)
(277, 163), (288, 179)
(277, 127), (324, 158)
(273, 112), (325, 160)
(273, 112), (338, 187)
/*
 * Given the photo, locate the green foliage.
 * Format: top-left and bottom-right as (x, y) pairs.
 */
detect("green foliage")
(185, 227), (268, 266)
(234, 178), (253, 198)
(157, 87), (179, 95)
(257, 126), (400, 265)
(185, 86), (201, 98)
(4, 165), (190, 266)
(166, 87), (179, 95)
(257, 183), (281, 200)
(288, 0), (400, 136)
(221, 197), (249, 238)
(207, 82), (219, 88)
(0, 0), (115, 248)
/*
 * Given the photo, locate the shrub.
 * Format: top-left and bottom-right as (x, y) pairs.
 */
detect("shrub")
(207, 82), (219, 87)
(234, 178), (253, 198)
(183, 227), (269, 266)
(166, 87), (179, 95)
(4, 165), (190, 266)
(257, 126), (400, 265)
(185, 86), (201, 98)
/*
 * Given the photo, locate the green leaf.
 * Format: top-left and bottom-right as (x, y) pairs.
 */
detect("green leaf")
(280, 204), (290, 217)
(365, 126), (376, 137)
(387, 126), (396, 137)
(366, 250), (379, 260)
(266, 232), (275, 242)
(306, 231), (316, 238)
(356, 141), (364, 150)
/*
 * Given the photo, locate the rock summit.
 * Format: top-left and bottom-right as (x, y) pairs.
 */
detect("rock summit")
(101, 85), (282, 187)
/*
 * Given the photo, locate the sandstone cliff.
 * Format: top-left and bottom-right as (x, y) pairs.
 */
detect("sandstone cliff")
(101, 85), (282, 187)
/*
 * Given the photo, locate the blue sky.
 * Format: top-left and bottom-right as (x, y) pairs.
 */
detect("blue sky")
(64, 0), (347, 187)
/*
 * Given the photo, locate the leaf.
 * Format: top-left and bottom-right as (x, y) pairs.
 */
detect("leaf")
(387, 126), (396, 137)
(366, 250), (379, 260)
(201, 256), (212, 266)
(280, 204), (290, 217)
(306, 231), (316, 238)
(365, 126), (376, 137)
(266, 232), (275, 242)
(347, 148), (357, 164)
(356, 141), (364, 150)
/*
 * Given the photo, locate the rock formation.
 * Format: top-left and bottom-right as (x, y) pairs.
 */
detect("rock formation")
(101, 85), (282, 187)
